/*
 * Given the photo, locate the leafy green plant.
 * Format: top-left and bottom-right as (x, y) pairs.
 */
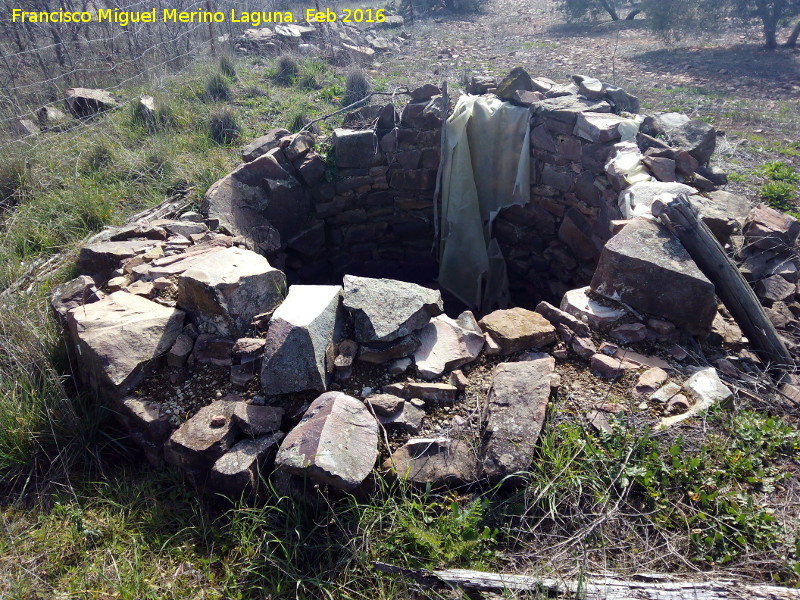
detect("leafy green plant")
(760, 160), (800, 184)
(761, 181), (797, 211)
(370, 488), (498, 569)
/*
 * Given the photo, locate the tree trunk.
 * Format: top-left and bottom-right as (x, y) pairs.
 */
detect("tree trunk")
(754, 0), (785, 49)
(651, 195), (794, 371)
(786, 18), (800, 46)
(625, 8), (641, 20)
(373, 563), (800, 599)
(598, 0), (620, 20)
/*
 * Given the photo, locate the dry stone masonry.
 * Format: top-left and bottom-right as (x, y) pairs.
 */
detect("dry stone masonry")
(51, 67), (800, 500)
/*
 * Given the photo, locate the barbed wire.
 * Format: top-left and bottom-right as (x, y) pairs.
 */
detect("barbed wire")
(0, 0), (277, 137)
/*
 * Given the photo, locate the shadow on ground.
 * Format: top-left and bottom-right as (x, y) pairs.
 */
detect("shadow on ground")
(546, 18), (650, 39)
(633, 44), (800, 83)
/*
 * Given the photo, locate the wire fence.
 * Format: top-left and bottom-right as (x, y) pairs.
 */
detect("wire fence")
(0, 0), (286, 141)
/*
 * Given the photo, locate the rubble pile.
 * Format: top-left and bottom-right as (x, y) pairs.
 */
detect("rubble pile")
(232, 17), (409, 62)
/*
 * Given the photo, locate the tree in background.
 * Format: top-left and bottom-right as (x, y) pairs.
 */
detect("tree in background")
(559, 0), (643, 21)
(558, 0), (800, 48)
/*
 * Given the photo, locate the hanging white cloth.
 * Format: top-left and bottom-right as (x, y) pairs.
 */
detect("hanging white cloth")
(437, 94), (531, 312)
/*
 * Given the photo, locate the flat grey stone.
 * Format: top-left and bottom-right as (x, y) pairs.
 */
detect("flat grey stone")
(164, 399), (239, 472)
(210, 433), (284, 497)
(343, 275), (443, 343)
(482, 357), (554, 484)
(386, 438), (478, 488)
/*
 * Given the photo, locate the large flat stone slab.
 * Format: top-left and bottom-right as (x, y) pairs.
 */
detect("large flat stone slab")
(141, 238), (232, 280)
(275, 392), (378, 491)
(343, 275), (443, 343)
(413, 311), (484, 379)
(66, 291), (184, 397)
(64, 87), (119, 117)
(261, 285), (342, 395)
(482, 357), (554, 483)
(590, 218), (716, 332)
(178, 246), (286, 337)
(386, 438), (478, 488)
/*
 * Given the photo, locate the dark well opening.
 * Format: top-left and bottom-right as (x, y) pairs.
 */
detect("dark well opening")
(204, 83), (632, 319)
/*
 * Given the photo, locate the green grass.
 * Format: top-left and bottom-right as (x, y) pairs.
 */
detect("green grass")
(495, 408), (800, 576)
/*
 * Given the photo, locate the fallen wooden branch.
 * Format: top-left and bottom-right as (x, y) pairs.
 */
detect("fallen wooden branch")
(652, 194), (794, 372)
(299, 88), (411, 134)
(373, 562), (800, 599)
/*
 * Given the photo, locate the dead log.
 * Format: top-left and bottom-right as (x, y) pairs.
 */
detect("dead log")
(652, 194), (794, 371)
(373, 562), (800, 599)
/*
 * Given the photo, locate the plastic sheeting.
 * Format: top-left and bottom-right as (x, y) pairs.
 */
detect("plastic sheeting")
(437, 95), (531, 312)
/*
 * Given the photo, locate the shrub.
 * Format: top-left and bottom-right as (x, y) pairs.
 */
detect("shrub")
(275, 55), (299, 85)
(129, 96), (176, 133)
(401, 0), (486, 14)
(342, 70), (371, 107)
(208, 108), (240, 144)
(204, 72), (231, 102)
(219, 54), (237, 80)
(243, 85), (268, 98)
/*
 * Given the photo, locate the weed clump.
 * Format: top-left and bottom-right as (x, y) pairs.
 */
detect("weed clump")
(296, 58), (328, 90)
(204, 72), (231, 102)
(81, 142), (114, 173)
(0, 155), (27, 211)
(342, 70), (371, 107)
(208, 108), (240, 144)
(128, 96), (176, 133)
(275, 55), (299, 85)
(219, 54), (237, 80)
(287, 108), (309, 133)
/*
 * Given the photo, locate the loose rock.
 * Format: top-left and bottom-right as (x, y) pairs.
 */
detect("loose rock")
(275, 392), (379, 492)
